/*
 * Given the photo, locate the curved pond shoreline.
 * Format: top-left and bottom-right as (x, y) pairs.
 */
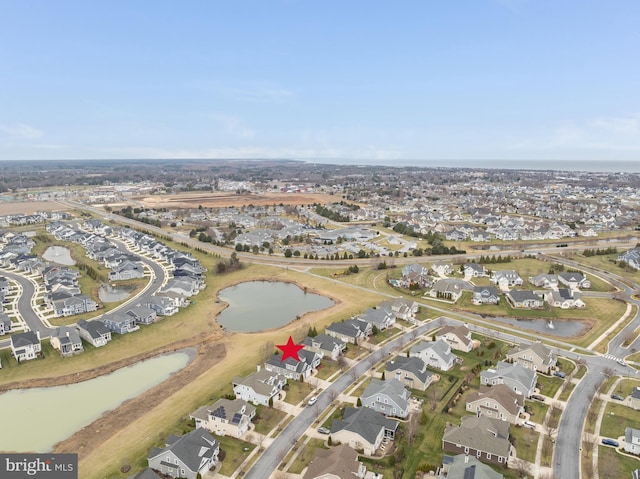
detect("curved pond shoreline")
(216, 280), (336, 332)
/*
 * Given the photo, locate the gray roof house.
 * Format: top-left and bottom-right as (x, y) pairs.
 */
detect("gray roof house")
(506, 341), (557, 375)
(77, 319), (112, 347)
(618, 248), (640, 270)
(463, 263), (488, 277)
(50, 327), (84, 357)
(361, 378), (411, 418)
(326, 318), (371, 344)
(443, 454), (504, 479)
(265, 349), (321, 382)
(11, 331), (41, 362)
(0, 276), (10, 293)
(0, 312), (12, 336)
(491, 270), (523, 289)
(127, 467), (164, 479)
(442, 415), (511, 467)
(232, 367), (287, 406)
(147, 428), (219, 479)
(190, 398), (256, 438)
(330, 407), (398, 456)
(631, 387), (640, 410)
(356, 307), (395, 331)
(108, 261), (145, 281)
(429, 279), (470, 302)
(473, 286), (501, 305)
(145, 295), (179, 316)
(303, 444), (366, 479)
(301, 334), (346, 360)
(436, 325), (478, 353)
(410, 339), (457, 371)
(480, 361), (537, 397)
(625, 427), (640, 455)
(385, 356), (433, 391)
(558, 272), (591, 289)
(466, 384), (525, 424)
(379, 298), (419, 321)
(545, 288), (586, 309)
(528, 273), (559, 289)
(126, 305), (158, 325)
(506, 290), (544, 309)
(100, 313), (140, 335)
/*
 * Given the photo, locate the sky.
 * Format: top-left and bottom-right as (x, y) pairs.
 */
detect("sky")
(1, 0), (640, 166)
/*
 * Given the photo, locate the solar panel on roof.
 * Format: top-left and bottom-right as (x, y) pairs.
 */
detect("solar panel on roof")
(211, 406), (226, 419)
(463, 464), (476, 479)
(231, 412), (243, 424)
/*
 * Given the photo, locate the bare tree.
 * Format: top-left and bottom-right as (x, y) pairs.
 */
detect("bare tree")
(602, 366), (615, 378)
(511, 457), (532, 478)
(544, 403), (558, 437)
(406, 410), (420, 444)
(337, 355), (347, 371)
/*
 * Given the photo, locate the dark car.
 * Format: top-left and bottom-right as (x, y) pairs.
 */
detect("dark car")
(602, 438), (619, 447)
(531, 394), (545, 402)
(553, 371), (566, 379)
(611, 394), (624, 401)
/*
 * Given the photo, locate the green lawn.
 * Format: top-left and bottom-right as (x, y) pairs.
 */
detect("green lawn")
(541, 436), (554, 467)
(288, 438), (327, 474)
(574, 365), (588, 379)
(316, 359), (342, 380)
(527, 400), (549, 423)
(217, 435), (255, 477)
(369, 326), (401, 345)
(344, 344), (369, 360)
(536, 375), (564, 398)
(253, 406), (287, 435)
(558, 381), (576, 402)
(598, 445), (640, 479)
(600, 403), (640, 439)
(585, 399), (602, 435)
(349, 377), (372, 398)
(510, 425), (539, 463)
(283, 380), (315, 406)
(572, 253), (640, 289)
(556, 357), (576, 377)
(611, 378), (640, 398)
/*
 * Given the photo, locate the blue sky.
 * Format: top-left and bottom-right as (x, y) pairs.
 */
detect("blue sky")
(1, 0), (639, 165)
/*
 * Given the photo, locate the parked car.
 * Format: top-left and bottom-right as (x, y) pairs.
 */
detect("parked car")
(611, 394), (624, 401)
(602, 438), (619, 447)
(308, 396), (317, 406)
(553, 371), (566, 378)
(523, 421), (536, 428)
(531, 394), (545, 402)
(317, 427), (330, 434)
(617, 360), (627, 367)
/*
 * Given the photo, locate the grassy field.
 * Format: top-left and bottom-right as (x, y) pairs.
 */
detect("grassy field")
(598, 445), (640, 479)
(254, 406), (288, 435)
(527, 400), (549, 423)
(600, 402), (640, 439)
(558, 381), (576, 402)
(536, 375), (564, 399)
(316, 359), (342, 380)
(216, 435), (256, 477)
(570, 252), (640, 288)
(283, 380), (315, 406)
(510, 425), (539, 463)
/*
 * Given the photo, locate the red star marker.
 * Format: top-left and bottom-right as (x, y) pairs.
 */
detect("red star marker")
(276, 336), (304, 362)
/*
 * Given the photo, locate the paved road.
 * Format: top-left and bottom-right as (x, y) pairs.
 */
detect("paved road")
(0, 269), (46, 334)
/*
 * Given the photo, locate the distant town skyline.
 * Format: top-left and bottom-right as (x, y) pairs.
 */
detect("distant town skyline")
(1, 1), (639, 163)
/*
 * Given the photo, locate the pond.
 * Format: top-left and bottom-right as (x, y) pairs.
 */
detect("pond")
(216, 281), (335, 332)
(98, 283), (132, 302)
(42, 246), (76, 266)
(487, 316), (586, 337)
(0, 351), (191, 452)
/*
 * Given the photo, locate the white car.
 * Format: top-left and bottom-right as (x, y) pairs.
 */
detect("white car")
(308, 396), (317, 406)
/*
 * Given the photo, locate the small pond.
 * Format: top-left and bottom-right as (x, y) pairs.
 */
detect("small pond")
(216, 281), (335, 332)
(488, 316), (586, 337)
(0, 351), (191, 452)
(98, 283), (132, 302)
(42, 246), (76, 266)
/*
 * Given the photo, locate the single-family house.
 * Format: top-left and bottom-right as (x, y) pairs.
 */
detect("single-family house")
(618, 248), (640, 270)
(330, 407), (398, 455)
(379, 298), (419, 321)
(528, 273), (559, 289)
(545, 288), (586, 309)
(361, 378), (411, 418)
(109, 261), (145, 281)
(480, 361), (537, 397)
(100, 313), (140, 334)
(442, 415), (511, 467)
(506, 290), (544, 309)
(127, 467), (164, 479)
(162, 277), (200, 297)
(326, 318), (371, 344)
(558, 272), (591, 289)
(625, 427), (640, 455)
(77, 319), (112, 347)
(11, 331), (41, 362)
(410, 339), (457, 371)
(436, 325), (478, 353)
(443, 454), (504, 479)
(631, 387), (640, 410)
(356, 307), (395, 331)
(232, 367), (287, 406)
(473, 286), (501, 305)
(465, 384), (525, 424)
(190, 398), (256, 438)
(385, 356), (433, 391)
(0, 313), (12, 335)
(147, 428), (219, 479)
(126, 305), (158, 325)
(491, 270), (523, 289)
(429, 279), (469, 302)
(432, 262), (454, 276)
(463, 263), (488, 278)
(0, 276), (10, 294)
(145, 295), (179, 316)
(399, 263), (432, 289)
(264, 349), (321, 381)
(506, 342), (557, 375)
(52, 294), (98, 317)
(303, 444), (367, 479)
(50, 327), (84, 356)
(301, 334), (346, 360)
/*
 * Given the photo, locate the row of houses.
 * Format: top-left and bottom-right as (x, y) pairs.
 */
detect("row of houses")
(0, 211), (70, 227)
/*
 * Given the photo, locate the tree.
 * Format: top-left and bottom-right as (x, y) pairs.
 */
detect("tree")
(511, 457), (532, 478)
(381, 371), (385, 380)
(284, 249), (293, 258)
(356, 397), (362, 406)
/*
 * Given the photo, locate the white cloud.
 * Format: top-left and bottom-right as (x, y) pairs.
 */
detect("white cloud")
(229, 87), (294, 103)
(0, 123), (43, 139)
(208, 114), (256, 139)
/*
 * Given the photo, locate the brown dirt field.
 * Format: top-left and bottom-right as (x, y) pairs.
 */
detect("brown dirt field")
(135, 192), (340, 209)
(0, 200), (68, 215)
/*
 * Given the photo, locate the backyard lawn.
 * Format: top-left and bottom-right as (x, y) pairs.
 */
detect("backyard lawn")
(600, 402), (640, 439)
(254, 406), (287, 435)
(216, 435), (255, 477)
(510, 425), (539, 463)
(598, 446), (640, 479)
(283, 380), (316, 406)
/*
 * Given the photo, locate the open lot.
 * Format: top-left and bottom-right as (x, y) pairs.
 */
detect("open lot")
(135, 191), (341, 209)
(0, 200), (67, 215)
